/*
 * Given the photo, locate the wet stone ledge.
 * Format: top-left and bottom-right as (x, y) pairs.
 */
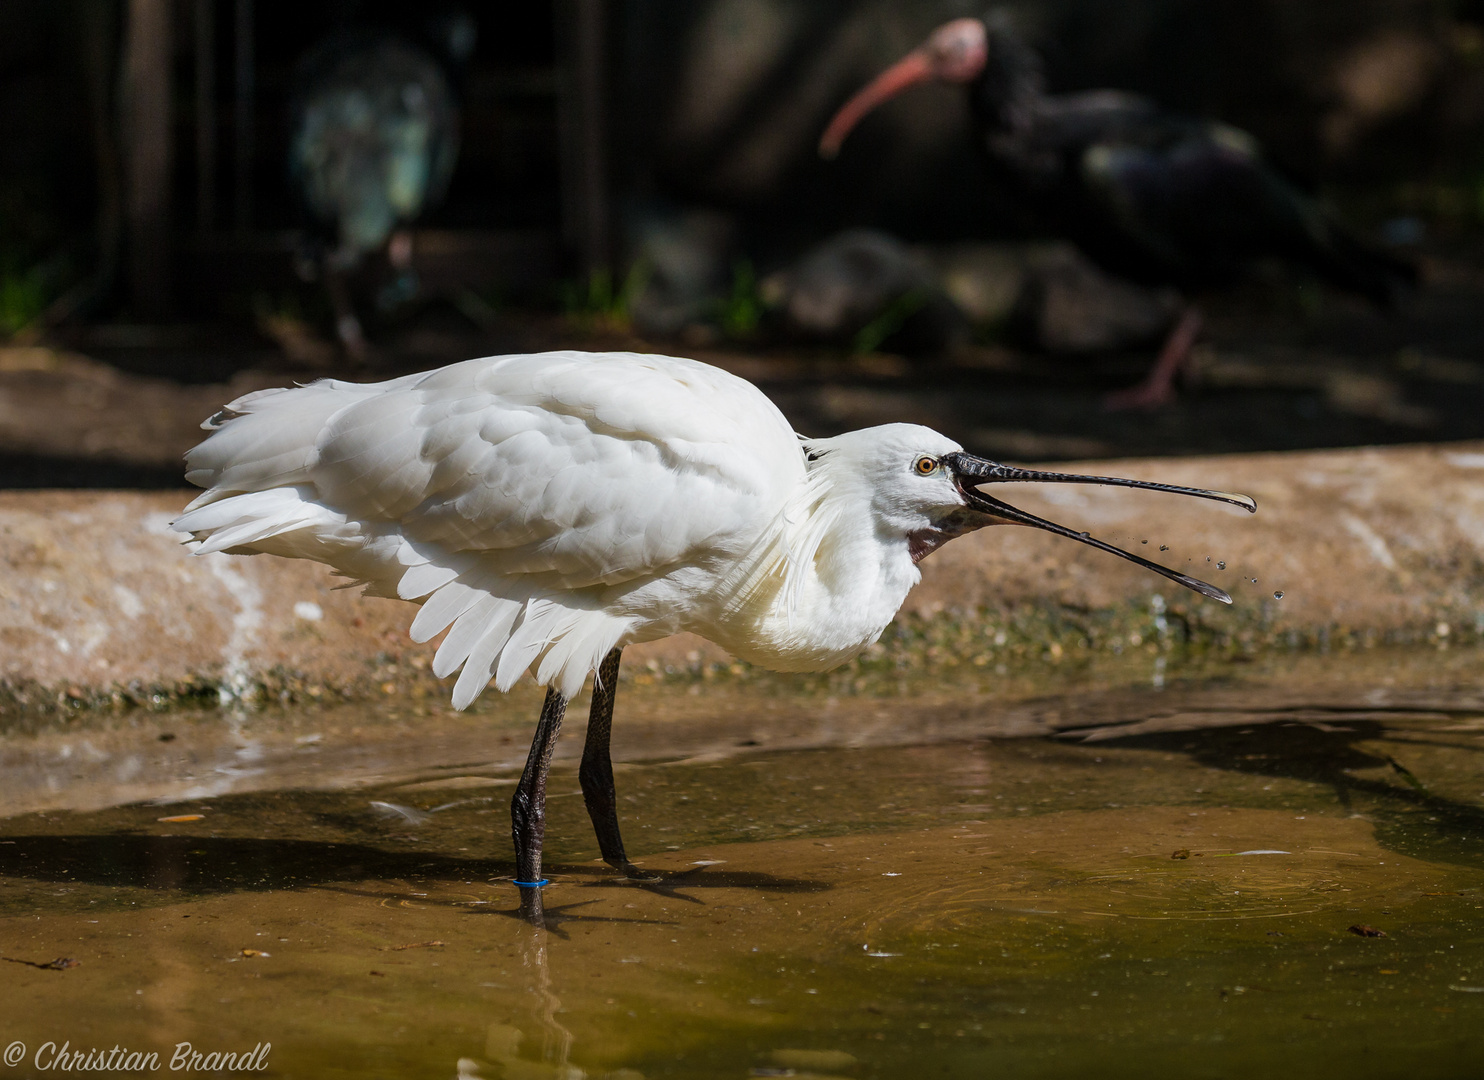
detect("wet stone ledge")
(1, 442), (1482, 718)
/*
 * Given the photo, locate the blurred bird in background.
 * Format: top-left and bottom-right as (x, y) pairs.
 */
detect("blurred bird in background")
(821, 10), (1416, 409)
(288, 11), (474, 362)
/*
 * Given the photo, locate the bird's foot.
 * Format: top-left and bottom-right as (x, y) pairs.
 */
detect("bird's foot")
(614, 860), (663, 884)
(1102, 378), (1178, 411)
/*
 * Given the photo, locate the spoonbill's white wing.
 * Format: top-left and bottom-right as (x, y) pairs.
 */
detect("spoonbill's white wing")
(174, 351), (806, 705)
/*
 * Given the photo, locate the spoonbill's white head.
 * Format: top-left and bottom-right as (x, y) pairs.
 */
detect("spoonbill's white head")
(805, 422), (1254, 603)
(805, 424), (968, 538)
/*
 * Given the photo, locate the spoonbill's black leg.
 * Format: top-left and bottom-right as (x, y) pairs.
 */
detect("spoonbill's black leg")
(580, 649), (657, 881)
(512, 687), (567, 923)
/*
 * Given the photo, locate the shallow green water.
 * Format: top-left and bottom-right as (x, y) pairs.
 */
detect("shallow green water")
(0, 649), (1482, 1078)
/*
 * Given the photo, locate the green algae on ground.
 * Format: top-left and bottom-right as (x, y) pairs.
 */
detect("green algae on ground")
(6, 587), (1483, 721)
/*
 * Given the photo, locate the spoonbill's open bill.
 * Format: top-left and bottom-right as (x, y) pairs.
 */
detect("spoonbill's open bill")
(820, 13), (1414, 409)
(173, 351), (1254, 921)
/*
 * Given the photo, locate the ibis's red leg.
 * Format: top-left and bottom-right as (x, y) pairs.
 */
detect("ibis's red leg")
(580, 649), (658, 881)
(1103, 306), (1203, 411)
(512, 687), (567, 924)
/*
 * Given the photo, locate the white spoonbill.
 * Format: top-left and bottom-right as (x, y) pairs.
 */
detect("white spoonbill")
(173, 350), (1253, 916)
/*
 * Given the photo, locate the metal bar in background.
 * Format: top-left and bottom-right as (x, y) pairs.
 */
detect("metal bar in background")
(558, 0), (611, 279)
(195, 0), (216, 232)
(121, 0), (173, 316)
(233, 0), (254, 232)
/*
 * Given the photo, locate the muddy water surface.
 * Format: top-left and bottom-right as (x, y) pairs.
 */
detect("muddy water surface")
(1, 649), (1483, 1079)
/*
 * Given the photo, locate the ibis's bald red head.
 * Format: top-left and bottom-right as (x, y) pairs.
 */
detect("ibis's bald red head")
(819, 17), (988, 159)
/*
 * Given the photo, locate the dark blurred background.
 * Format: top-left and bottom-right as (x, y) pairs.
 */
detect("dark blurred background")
(3, 0), (1484, 487)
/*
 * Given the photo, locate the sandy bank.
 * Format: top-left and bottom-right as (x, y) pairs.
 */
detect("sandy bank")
(1, 441), (1480, 710)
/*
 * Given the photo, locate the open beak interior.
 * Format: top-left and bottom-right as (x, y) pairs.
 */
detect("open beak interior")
(943, 453), (1256, 605)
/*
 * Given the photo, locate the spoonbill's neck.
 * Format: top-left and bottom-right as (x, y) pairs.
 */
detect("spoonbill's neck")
(702, 457), (927, 673)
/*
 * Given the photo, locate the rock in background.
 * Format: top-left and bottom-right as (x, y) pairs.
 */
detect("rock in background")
(620, 222), (1182, 357)
(1013, 244), (1181, 353)
(760, 229), (964, 353)
(626, 205), (738, 338)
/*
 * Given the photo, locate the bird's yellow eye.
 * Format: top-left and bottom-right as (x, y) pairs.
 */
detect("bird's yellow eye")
(914, 456), (938, 476)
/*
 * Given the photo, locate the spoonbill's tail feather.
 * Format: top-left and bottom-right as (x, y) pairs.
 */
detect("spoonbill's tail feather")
(449, 598), (524, 709)
(422, 585), (629, 707)
(183, 377), (414, 503)
(396, 560), (463, 601)
(435, 594), (513, 678)
(495, 598), (568, 693)
(176, 482), (632, 705)
(410, 578), (487, 644)
(173, 486), (341, 556)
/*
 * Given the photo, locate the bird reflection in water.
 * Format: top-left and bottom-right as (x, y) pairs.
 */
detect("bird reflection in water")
(455, 927), (582, 1080)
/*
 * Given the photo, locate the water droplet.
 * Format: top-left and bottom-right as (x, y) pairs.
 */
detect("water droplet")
(1217, 561), (1226, 570)
(1273, 590), (1284, 600)
(1206, 556), (1212, 562)
(1159, 545), (1169, 552)
(1079, 531), (1090, 539)
(1141, 540), (1148, 545)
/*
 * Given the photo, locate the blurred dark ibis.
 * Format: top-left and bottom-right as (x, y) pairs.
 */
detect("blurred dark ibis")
(822, 11), (1417, 409)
